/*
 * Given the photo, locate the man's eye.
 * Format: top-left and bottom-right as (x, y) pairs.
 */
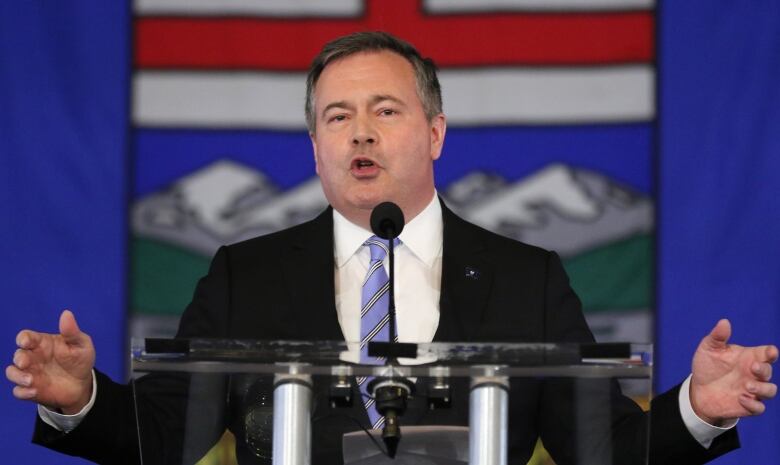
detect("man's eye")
(329, 114), (347, 122)
(379, 109), (396, 116)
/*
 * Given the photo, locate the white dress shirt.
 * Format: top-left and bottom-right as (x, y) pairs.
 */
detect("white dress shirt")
(40, 193), (733, 449)
(333, 193), (442, 364)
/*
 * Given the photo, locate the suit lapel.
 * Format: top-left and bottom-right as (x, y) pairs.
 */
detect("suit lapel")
(435, 201), (494, 342)
(279, 208), (344, 341)
(276, 203), (494, 343)
(405, 202), (495, 426)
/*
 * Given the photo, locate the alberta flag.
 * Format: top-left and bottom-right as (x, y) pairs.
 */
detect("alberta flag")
(129, 0), (658, 348)
(3, 1), (779, 465)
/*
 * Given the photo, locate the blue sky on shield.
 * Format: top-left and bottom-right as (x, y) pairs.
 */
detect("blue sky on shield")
(133, 122), (653, 198)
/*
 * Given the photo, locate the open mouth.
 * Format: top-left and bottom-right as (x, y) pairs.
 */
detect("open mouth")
(352, 158), (376, 170)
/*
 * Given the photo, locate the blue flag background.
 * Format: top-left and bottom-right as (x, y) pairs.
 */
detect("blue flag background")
(1, 1), (778, 464)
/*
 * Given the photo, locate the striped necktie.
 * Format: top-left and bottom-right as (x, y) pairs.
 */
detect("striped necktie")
(357, 235), (398, 429)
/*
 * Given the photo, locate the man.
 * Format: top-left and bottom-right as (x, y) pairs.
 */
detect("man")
(6, 32), (778, 464)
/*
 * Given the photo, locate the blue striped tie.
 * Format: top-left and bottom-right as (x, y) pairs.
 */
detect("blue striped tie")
(357, 235), (398, 429)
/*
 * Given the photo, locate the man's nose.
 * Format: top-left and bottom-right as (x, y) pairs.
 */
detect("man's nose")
(351, 115), (377, 146)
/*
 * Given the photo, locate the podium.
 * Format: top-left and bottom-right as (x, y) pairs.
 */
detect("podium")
(131, 339), (652, 465)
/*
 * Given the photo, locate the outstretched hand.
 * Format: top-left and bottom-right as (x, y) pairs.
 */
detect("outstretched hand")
(690, 319), (778, 425)
(6, 310), (95, 414)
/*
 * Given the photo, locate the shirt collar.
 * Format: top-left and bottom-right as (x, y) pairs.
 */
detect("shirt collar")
(333, 193), (443, 268)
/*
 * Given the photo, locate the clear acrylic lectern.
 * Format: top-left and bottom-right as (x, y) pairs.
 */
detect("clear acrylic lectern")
(131, 339), (652, 465)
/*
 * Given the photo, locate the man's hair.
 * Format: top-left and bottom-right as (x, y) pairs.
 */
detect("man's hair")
(305, 31), (442, 133)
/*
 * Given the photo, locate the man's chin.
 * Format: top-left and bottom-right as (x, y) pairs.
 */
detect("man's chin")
(348, 192), (390, 211)
(331, 195), (393, 225)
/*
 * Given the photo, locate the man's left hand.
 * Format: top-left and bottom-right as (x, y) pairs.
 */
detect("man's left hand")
(690, 319), (778, 425)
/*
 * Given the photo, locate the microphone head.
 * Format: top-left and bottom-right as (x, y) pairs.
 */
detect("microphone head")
(370, 202), (405, 239)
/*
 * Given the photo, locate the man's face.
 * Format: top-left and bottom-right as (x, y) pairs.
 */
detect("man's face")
(310, 50), (446, 227)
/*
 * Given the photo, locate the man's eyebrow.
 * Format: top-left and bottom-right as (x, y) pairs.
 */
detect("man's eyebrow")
(320, 95), (407, 117)
(370, 94), (406, 107)
(321, 101), (353, 116)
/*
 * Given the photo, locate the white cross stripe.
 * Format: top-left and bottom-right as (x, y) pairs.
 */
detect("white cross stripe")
(364, 397), (375, 409)
(372, 416), (385, 430)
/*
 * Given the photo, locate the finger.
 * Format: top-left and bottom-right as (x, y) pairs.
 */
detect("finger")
(15, 330), (42, 350)
(752, 361), (772, 382)
(5, 365), (32, 387)
(747, 381), (777, 400)
(12, 385), (37, 401)
(59, 309), (86, 346)
(738, 395), (766, 416)
(13, 349), (28, 370)
(704, 319), (731, 350)
(765, 345), (779, 363)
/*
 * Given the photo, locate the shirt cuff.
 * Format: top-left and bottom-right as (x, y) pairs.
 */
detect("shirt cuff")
(37, 369), (97, 433)
(679, 374), (738, 448)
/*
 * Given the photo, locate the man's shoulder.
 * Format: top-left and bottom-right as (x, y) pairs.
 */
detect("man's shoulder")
(222, 207), (332, 257)
(442, 204), (553, 261)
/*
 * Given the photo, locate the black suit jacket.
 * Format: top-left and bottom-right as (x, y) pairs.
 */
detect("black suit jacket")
(34, 203), (739, 464)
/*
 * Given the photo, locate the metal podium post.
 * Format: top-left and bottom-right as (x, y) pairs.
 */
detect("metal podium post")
(469, 374), (509, 465)
(272, 371), (313, 465)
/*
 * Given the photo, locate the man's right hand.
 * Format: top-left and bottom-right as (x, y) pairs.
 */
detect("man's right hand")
(6, 310), (95, 415)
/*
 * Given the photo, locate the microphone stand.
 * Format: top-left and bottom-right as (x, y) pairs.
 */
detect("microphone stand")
(367, 204), (417, 458)
(377, 226), (410, 457)
(387, 228), (397, 350)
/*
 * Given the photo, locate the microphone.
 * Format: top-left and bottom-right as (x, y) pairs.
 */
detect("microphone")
(367, 202), (415, 458)
(370, 201), (405, 240)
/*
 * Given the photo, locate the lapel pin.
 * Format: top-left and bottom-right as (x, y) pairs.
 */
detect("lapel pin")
(464, 266), (481, 280)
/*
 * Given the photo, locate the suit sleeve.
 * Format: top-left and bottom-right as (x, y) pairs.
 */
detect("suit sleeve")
(32, 370), (140, 464)
(538, 251), (739, 465)
(177, 245), (232, 339)
(32, 247), (234, 465)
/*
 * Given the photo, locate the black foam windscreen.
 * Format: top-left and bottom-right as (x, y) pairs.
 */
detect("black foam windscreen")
(370, 202), (405, 239)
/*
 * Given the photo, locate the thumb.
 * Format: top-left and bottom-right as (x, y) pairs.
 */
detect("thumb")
(704, 319), (731, 350)
(59, 309), (87, 346)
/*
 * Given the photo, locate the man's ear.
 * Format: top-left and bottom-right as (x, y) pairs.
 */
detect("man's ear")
(310, 132), (320, 175)
(430, 113), (447, 161)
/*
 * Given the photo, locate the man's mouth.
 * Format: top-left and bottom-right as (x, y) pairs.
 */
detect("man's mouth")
(353, 158), (374, 169)
(350, 157), (380, 178)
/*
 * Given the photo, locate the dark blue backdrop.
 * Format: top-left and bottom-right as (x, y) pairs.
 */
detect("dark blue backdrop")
(1, 2), (777, 463)
(0, 3), (128, 463)
(656, 2), (780, 461)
